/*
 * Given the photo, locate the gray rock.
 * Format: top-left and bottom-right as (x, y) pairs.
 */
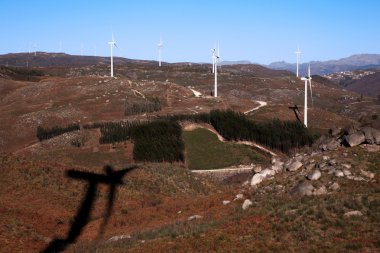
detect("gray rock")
(271, 163), (283, 173)
(234, 193), (244, 201)
(260, 168), (276, 177)
(188, 215), (203, 221)
(329, 159), (337, 166)
(329, 127), (341, 137)
(253, 165), (262, 173)
(314, 186), (327, 195)
(286, 161), (303, 172)
(361, 127), (375, 144)
(242, 199), (253, 210)
(250, 174), (264, 186)
(108, 234), (132, 242)
(344, 132), (365, 147)
(304, 162), (315, 170)
(344, 210), (363, 218)
(326, 139), (341, 151)
(290, 181), (315, 196)
(373, 128), (380, 144)
(343, 169), (352, 176)
(335, 170), (344, 177)
(323, 155), (330, 160)
(317, 161), (327, 170)
(222, 200), (231, 205)
(360, 169), (375, 179)
(329, 182), (340, 191)
(307, 170), (321, 180)
(341, 163), (352, 169)
(327, 167), (336, 174)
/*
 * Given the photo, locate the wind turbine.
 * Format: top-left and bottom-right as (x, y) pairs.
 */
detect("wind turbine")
(157, 35), (163, 67)
(108, 33), (117, 77)
(213, 43), (220, 97)
(300, 64), (313, 127)
(211, 45), (216, 73)
(295, 46), (302, 78)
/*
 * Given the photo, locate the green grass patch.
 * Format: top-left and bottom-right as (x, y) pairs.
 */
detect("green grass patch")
(183, 128), (269, 170)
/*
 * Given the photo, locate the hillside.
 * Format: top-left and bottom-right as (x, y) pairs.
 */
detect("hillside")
(0, 53), (379, 252)
(268, 54), (380, 75)
(344, 72), (380, 98)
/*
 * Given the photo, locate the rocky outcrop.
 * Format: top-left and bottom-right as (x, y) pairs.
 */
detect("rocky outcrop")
(344, 132), (365, 147)
(242, 199), (253, 210)
(306, 170), (321, 180)
(318, 126), (380, 151)
(286, 161), (303, 172)
(290, 181), (315, 196)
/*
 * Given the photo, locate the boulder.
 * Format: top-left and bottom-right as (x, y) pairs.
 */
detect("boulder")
(306, 170), (321, 181)
(313, 186), (327, 195)
(335, 170), (344, 177)
(253, 165), (262, 173)
(271, 164), (283, 173)
(373, 128), (380, 144)
(222, 200), (231, 205)
(290, 181), (315, 196)
(360, 169), (375, 179)
(234, 193), (244, 201)
(341, 163), (351, 169)
(250, 174), (264, 186)
(361, 127), (375, 144)
(286, 161), (303, 172)
(188, 215), (203, 221)
(344, 132), (365, 147)
(329, 182), (340, 191)
(260, 168), (276, 177)
(326, 139), (341, 151)
(343, 169), (352, 176)
(108, 234), (131, 242)
(329, 127), (342, 137)
(344, 210), (363, 218)
(242, 199), (253, 210)
(305, 163), (315, 170)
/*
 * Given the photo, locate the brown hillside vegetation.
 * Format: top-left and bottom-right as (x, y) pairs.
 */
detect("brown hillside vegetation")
(0, 53), (379, 252)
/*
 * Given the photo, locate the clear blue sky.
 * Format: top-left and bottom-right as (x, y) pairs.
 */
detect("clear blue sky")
(1, 0), (379, 64)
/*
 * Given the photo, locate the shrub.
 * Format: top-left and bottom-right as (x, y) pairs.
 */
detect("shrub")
(124, 97), (161, 116)
(132, 120), (184, 163)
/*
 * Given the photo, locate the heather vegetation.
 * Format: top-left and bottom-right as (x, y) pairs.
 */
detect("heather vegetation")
(36, 123), (80, 141)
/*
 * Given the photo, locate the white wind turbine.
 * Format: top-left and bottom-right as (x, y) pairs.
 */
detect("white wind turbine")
(108, 33), (117, 77)
(157, 35), (163, 67)
(300, 64), (313, 127)
(295, 46), (302, 78)
(213, 43), (220, 97)
(211, 45), (216, 73)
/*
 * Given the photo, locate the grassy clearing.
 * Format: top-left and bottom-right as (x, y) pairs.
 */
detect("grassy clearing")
(183, 128), (269, 170)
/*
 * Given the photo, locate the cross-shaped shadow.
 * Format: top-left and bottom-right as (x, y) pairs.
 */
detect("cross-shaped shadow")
(41, 164), (137, 253)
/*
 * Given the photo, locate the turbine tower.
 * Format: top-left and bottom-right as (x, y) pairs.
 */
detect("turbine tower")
(214, 43), (220, 97)
(157, 35), (163, 67)
(108, 34), (117, 77)
(301, 64), (313, 127)
(295, 46), (302, 78)
(211, 46), (216, 73)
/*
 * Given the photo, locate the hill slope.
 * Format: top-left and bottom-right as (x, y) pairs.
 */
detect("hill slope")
(268, 54), (380, 75)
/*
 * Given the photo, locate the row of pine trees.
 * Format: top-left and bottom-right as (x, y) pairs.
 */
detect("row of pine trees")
(36, 110), (317, 162)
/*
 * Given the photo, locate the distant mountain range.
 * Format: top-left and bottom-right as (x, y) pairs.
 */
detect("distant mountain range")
(267, 54), (380, 75)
